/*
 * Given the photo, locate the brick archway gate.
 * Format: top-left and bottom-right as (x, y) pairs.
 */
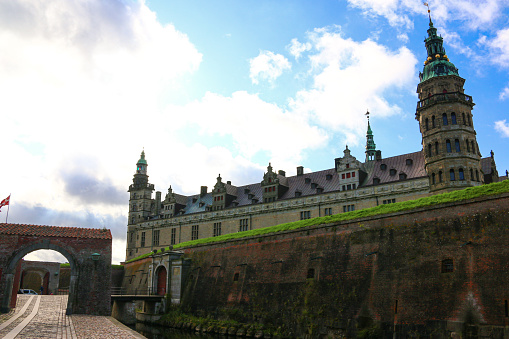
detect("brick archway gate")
(0, 223), (112, 315)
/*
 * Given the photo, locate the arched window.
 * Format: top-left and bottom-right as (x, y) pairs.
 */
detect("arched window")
(455, 139), (461, 152)
(435, 141), (439, 155)
(425, 118), (429, 131)
(446, 140), (452, 153)
(432, 173), (436, 184)
(462, 113), (466, 125)
(459, 168), (465, 180)
(450, 169), (456, 181)
(471, 141), (475, 154)
(439, 171), (443, 183)
(467, 115), (472, 126)
(427, 144), (432, 157)
(443, 113), (448, 126)
(466, 139), (470, 152)
(451, 112), (457, 125)
(432, 115), (436, 128)
(476, 170), (479, 182)
(470, 168), (474, 181)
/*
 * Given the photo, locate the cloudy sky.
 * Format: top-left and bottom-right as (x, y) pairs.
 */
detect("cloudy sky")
(1, 0), (508, 264)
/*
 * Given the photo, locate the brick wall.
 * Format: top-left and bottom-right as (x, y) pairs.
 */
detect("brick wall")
(175, 193), (509, 336)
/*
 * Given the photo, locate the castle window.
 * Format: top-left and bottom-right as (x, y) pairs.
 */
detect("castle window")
(264, 188), (267, 193)
(213, 222), (222, 237)
(326, 174), (333, 180)
(343, 205), (355, 212)
(380, 164), (387, 170)
(467, 115), (472, 126)
(443, 113), (448, 126)
(455, 139), (461, 152)
(233, 273), (239, 282)
(441, 259), (454, 273)
(373, 178), (380, 185)
(342, 185), (346, 191)
(141, 232), (146, 247)
(399, 173), (407, 180)
(459, 168), (465, 180)
(191, 225), (199, 240)
(305, 178), (311, 184)
(239, 218), (249, 232)
(171, 228), (176, 245)
(352, 172), (356, 177)
(435, 142), (439, 155)
(153, 230), (160, 246)
(476, 170), (479, 182)
(346, 173), (351, 178)
(406, 159), (413, 166)
(346, 163), (350, 168)
(300, 211), (311, 220)
(427, 144), (432, 157)
(462, 113), (466, 125)
(324, 208), (332, 216)
(131, 217), (135, 224)
(342, 173), (345, 179)
(244, 188), (250, 194)
(432, 173), (436, 184)
(425, 118), (429, 131)
(466, 140), (470, 152)
(439, 171), (443, 183)
(470, 168), (474, 181)
(295, 191), (302, 197)
(389, 169), (397, 176)
(311, 183), (317, 189)
(352, 183), (356, 189)
(450, 169), (456, 181)
(307, 268), (315, 279)
(451, 112), (457, 125)
(347, 184), (352, 190)
(446, 140), (452, 153)
(317, 187), (323, 193)
(471, 141), (475, 154)
(432, 115), (436, 128)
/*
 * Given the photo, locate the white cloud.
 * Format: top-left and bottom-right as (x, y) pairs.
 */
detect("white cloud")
(500, 86), (509, 100)
(249, 51), (291, 85)
(495, 120), (509, 137)
(288, 38), (312, 60)
(288, 27), (417, 145)
(486, 28), (509, 68)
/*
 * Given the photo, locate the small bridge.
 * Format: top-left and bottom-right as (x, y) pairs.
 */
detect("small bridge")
(110, 287), (165, 324)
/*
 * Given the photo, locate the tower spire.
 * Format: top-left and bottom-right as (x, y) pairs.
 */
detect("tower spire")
(365, 110), (377, 162)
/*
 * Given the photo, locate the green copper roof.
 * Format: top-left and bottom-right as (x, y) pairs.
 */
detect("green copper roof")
(137, 150), (147, 165)
(366, 121), (376, 152)
(419, 19), (459, 83)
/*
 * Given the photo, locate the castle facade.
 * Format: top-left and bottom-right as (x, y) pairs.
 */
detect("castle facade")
(125, 20), (500, 262)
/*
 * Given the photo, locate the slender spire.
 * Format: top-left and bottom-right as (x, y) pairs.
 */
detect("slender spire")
(365, 111), (377, 161)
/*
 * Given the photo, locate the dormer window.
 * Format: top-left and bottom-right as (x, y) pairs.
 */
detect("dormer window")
(399, 173), (407, 180)
(305, 178), (311, 184)
(192, 198), (198, 203)
(295, 191), (302, 197)
(381, 164), (387, 170)
(346, 163), (350, 168)
(326, 174), (332, 180)
(244, 188), (250, 194)
(373, 178), (380, 185)
(406, 159), (413, 166)
(390, 169), (397, 176)
(311, 183), (317, 189)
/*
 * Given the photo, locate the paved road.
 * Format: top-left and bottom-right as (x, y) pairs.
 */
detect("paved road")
(0, 295), (145, 339)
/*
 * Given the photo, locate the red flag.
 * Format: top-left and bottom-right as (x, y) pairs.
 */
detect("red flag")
(0, 195), (10, 211)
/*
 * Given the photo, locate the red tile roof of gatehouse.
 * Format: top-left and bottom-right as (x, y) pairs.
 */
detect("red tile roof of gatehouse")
(0, 223), (112, 239)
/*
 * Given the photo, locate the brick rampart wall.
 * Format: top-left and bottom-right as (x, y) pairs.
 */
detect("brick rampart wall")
(176, 193), (509, 336)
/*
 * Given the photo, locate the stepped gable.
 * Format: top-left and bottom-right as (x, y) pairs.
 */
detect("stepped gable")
(365, 151), (426, 186)
(0, 223), (112, 239)
(281, 168), (341, 199)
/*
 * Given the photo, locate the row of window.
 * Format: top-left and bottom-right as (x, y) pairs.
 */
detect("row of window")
(213, 195), (224, 202)
(426, 139), (478, 157)
(264, 197), (276, 203)
(213, 222), (221, 237)
(383, 199), (396, 204)
(343, 205), (355, 212)
(423, 112), (472, 131)
(341, 172), (356, 179)
(264, 186), (276, 193)
(342, 183), (356, 191)
(430, 167), (481, 184)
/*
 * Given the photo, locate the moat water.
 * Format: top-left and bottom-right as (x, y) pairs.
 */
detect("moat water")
(133, 322), (226, 339)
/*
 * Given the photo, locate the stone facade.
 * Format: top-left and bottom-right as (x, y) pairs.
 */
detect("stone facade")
(125, 22), (501, 262)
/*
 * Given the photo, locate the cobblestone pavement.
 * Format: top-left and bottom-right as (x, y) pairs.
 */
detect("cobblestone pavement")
(0, 295), (145, 339)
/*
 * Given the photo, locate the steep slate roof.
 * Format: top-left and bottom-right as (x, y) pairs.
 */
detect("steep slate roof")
(0, 223), (112, 239)
(364, 151), (427, 186)
(480, 157), (493, 175)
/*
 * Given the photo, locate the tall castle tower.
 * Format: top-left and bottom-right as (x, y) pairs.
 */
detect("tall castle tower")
(415, 17), (483, 193)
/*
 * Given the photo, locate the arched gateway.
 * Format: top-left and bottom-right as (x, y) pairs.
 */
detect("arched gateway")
(0, 223), (112, 315)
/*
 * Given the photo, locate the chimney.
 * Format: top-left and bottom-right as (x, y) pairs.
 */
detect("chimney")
(278, 170), (286, 177)
(297, 166), (304, 176)
(375, 150), (382, 161)
(155, 191), (162, 215)
(200, 186), (207, 196)
(227, 180), (231, 185)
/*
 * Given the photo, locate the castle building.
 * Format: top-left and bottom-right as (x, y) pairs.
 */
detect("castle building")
(125, 20), (501, 261)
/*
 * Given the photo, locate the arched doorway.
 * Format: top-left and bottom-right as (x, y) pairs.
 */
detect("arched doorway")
(1, 241), (78, 314)
(156, 266), (167, 296)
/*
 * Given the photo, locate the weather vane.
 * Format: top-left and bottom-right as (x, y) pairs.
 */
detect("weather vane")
(423, 2), (431, 21)
(365, 110), (370, 121)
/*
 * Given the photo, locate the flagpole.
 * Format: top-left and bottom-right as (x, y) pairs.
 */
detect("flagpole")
(5, 193), (10, 223)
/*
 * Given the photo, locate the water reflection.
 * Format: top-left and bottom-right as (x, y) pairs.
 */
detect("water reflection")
(135, 322), (227, 339)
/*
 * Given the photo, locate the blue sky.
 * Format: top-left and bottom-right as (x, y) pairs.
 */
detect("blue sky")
(0, 0), (508, 264)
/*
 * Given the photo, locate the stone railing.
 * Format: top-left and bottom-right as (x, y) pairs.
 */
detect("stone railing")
(417, 92), (473, 110)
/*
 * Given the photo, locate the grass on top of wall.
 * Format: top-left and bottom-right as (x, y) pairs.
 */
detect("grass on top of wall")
(127, 180), (509, 263)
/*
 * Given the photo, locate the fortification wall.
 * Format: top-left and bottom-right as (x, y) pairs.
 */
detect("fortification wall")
(177, 193), (509, 337)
